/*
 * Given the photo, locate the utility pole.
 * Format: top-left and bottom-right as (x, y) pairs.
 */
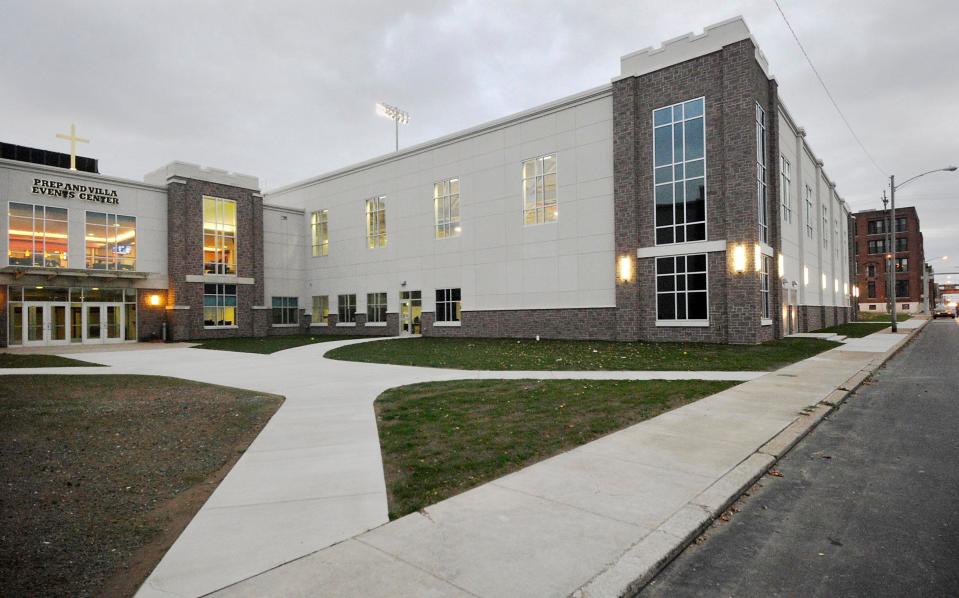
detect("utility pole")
(889, 177), (898, 333)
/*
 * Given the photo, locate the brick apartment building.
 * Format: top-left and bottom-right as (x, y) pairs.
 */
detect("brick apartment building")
(853, 206), (927, 313)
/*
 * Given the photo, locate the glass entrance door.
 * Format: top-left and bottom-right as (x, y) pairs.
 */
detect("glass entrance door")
(20, 302), (70, 346)
(23, 303), (46, 346)
(399, 290), (422, 335)
(82, 303), (125, 344)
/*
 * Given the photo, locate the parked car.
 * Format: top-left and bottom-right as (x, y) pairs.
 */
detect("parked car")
(932, 304), (954, 318)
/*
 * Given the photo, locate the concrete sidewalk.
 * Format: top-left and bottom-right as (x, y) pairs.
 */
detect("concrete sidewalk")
(213, 323), (925, 598)
(0, 339), (762, 598)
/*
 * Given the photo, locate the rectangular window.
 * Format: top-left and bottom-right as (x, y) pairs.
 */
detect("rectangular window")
(867, 219), (888, 235)
(655, 254), (708, 321)
(85, 212), (136, 270)
(835, 218), (840, 257)
(867, 239), (886, 254)
(8, 203), (68, 268)
(203, 196), (237, 274)
(895, 237), (907, 252)
(822, 205), (829, 249)
(653, 98), (706, 245)
(780, 156), (792, 223)
(755, 103), (768, 244)
(203, 284), (237, 328)
(365, 197), (386, 248)
(337, 294), (356, 323)
(311, 295), (329, 325)
(895, 258), (908, 272)
(896, 280), (909, 297)
(434, 178), (461, 238)
(867, 264), (877, 277)
(271, 296), (298, 325)
(366, 292), (387, 323)
(522, 154), (558, 225)
(804, 186), (813, 239)
(760, 255), (771, 320)
(867, 281), (876, 298)
(895, 217), (907, 233)
(311, 210), (328, 257)
(435, 288), (461, 322)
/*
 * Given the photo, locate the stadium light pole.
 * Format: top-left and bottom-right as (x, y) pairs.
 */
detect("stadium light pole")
(887, 166), (957, 332)
(376, 102), (410, 152)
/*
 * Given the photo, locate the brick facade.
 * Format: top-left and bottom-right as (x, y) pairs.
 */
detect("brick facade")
(164, 177), (265, 341)
(421, 308), (617, 340)
(853, 206), (926, 311)
(612, 38), (783, 345)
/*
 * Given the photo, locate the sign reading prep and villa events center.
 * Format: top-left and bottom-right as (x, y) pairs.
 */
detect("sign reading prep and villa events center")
(31, 177), (119, 204)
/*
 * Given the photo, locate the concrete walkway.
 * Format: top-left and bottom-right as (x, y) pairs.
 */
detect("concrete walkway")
(204, 325), (924, 598)
(0, 338), (761, 598)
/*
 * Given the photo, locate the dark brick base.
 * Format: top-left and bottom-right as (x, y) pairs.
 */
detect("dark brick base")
(421, 308), (617, 340)
(136, 289), (167, 342)
(800, 305), (851, 332)
(302, 312), (399, 336)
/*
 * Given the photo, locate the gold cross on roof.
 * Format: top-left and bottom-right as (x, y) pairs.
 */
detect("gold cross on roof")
(55, 123), (89, 171)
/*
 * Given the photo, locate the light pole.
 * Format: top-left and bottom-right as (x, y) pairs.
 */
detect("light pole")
(923, 256), (948, 313)
(376, 102), (410, 152)
(886, 166), (957, 332)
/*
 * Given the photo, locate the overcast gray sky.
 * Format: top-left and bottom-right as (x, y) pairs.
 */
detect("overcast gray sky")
(2, 0), (957, 279)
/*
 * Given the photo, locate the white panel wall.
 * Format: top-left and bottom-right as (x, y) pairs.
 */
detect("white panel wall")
(263, 205), (306, 302)
(264, 94), (616, 316)
(776, 111), (852, 309)
(0, 160), (168, 289)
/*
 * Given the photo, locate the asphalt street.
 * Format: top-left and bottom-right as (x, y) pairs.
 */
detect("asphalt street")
(641, 319), (959, 598)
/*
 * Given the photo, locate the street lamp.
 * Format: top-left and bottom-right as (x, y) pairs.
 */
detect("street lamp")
(923, 255), (948, 314)
(886, 166), (957, 332)
(376, 102), (410, 152)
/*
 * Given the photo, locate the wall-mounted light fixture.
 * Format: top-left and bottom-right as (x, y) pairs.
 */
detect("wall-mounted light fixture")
(149, 294), (162, 306)
(732, 244), (747, 273)
(754, 244), (762, 272)
(618, 255), (633, 282)
(821, 274), (827, 290)
(777, 253), (784, 276)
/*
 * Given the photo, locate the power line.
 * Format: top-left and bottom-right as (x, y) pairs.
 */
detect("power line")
(771, 0), (888, 177)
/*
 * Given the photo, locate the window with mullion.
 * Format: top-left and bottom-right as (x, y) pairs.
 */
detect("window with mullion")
(804, 186), (814, 239)
(203, 196), (237, 275)
(435, 288), (461, 322)
(311, 210), (328, 257)
(756, 103), (769, 243)
(655, 254), (708, 321)
(8, 203), (69, 268)
(366, 292), (387, 323)
(760, 256), (771, 319)
(203, 284), (237, 328)
(337, 294), (356, 323)
(522, 155), (557, 225)
(653, 98), (706, 245)
(271, 296), (298, 325)
(365, 197), (386, 249)
(434, 178), (461, 238)
(780, 156), (792, 223)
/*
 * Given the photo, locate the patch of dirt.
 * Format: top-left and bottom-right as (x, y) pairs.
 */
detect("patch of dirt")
(0, 375), (282, 598)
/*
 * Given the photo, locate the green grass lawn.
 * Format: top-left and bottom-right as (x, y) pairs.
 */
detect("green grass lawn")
(193, 334), (379, 354)
(817, 322), (890, 337)
(376, 378), (739, 519)
(326, 337), (839, 371)
(0, 353), (103, 368)
(856, 311), (911, 322)
(0, 375), (282, 598)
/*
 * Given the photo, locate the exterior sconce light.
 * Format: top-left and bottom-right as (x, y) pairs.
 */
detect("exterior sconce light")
(803, 266), (809, 286)
(777, 253), (784, 276)
(843, 282), (849, 295)
(618, 255), (633, 282)
(821, 274), (827, 290)
(149, 294), (162, 306)
(732, 244), (747, 273)
(754, 244), (762, 272)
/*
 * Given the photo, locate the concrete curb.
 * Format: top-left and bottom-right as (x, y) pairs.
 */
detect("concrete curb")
(574, 321), (928, 598)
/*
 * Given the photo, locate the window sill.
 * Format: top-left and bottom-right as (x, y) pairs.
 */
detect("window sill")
(433, 321), (462, 327)
(272, 324), (299, 328)
(335, 322), (356, 327)
(761, 318), (773, 326)
(204, 325), (238, 330)
(655, 320), (709, 327)
(365, 322), (388, 327)
(309, 323), (328, 327)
